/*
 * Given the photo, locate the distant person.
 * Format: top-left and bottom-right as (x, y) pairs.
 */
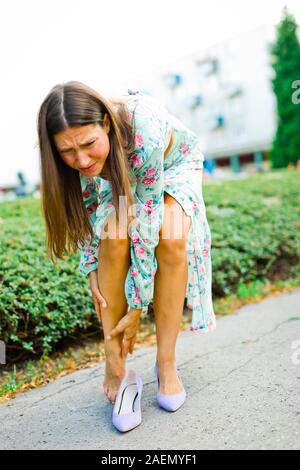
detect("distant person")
(15, 171), (28, 197)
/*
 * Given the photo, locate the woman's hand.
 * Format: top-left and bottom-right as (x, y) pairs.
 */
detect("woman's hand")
(88, 270), (107, 322)
(106, 307), (142, 357)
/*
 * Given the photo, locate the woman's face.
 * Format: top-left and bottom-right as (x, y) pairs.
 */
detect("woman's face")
(53, 114), (110, 177)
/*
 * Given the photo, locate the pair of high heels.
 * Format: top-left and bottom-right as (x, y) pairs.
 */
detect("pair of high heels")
(111, 363), (186, 432)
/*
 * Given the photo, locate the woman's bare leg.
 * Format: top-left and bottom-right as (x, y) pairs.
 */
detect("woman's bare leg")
(98, 211), (130, 403)
(153, 193), (191, 394)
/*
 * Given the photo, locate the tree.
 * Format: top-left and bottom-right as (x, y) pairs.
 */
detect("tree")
(269, 7), (300, 168)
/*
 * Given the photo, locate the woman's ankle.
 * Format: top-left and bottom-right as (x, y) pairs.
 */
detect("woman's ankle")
(105, 344), (123, 358)
(156, 355), (176, 367)
(105, 352), (126, 375)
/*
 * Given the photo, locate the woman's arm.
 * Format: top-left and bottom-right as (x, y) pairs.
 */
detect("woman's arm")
(78, 175), (101, 276)
(124, 97), (166, 311)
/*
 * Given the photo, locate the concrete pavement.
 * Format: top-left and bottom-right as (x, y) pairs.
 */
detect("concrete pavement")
(1, 288), (300, 450)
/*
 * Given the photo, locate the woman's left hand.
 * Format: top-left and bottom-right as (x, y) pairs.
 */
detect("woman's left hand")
(106, 307), (142, 357)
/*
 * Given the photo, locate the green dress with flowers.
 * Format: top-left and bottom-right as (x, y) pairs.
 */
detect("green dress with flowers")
(78, 90), (216, 333)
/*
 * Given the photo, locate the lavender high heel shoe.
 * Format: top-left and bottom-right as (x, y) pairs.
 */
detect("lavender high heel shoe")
(112, 369), (143, 432)
(154, 361), (186, 412)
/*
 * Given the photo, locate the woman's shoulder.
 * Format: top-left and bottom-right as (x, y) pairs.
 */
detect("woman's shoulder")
(125, 90), (171, 149)
(125, 90), (166, 117)
(127, 90), (201, 148)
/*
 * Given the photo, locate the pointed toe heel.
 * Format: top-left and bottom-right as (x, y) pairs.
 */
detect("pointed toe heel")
(154, 361), (186, 412)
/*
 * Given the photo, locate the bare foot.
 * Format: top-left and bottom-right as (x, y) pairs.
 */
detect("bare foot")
(103, 347), (126, 403)
(156, 359), (184, 395)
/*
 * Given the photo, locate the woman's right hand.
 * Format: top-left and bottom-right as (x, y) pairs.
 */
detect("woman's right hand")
(88, 270), (107, 322)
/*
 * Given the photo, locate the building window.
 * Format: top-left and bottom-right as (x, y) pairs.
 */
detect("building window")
(164, 73), (183, 89)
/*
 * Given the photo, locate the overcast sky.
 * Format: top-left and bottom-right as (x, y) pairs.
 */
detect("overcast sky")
(1, 0), (299, 187)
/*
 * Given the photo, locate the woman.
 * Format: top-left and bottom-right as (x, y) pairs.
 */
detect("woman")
(37, 80), (216, 422)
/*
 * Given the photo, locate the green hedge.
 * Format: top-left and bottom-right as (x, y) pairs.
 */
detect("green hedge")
(205, 169), (300, 295)
(1, 169), (300, 358)
(0, 198), (97, 359)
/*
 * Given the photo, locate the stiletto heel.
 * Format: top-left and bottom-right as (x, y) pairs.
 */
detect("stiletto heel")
(112, 369), (143, 432)
(154, 361), (186, 412)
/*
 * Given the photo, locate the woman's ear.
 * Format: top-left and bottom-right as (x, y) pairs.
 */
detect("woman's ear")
(103, 113), (111, 134)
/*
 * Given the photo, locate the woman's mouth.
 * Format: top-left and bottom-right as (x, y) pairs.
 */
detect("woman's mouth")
(80, 162), (97, 172)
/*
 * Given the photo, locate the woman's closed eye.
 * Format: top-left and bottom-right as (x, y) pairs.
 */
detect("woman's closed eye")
(61, 140), (96, 154)
(85, 140), (96, 147)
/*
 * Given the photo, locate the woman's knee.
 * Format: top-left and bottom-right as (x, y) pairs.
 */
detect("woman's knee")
(156, 194), (191, 266)
(156, 237), (187, 266)
(99, 215), (130, 260)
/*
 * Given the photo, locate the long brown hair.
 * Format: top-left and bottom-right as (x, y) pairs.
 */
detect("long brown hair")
(37, 80), (137, 264)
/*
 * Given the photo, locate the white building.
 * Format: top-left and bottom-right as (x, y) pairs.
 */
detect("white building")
(113, 24), (277, 172)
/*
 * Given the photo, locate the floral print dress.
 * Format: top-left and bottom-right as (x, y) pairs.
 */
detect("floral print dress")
(78, 90), (216, 333)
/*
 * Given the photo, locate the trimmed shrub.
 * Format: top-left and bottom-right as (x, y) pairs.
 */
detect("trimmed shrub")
(0, 169), (300, 358)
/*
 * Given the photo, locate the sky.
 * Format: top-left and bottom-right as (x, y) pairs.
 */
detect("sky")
(0, 0), (300, 187)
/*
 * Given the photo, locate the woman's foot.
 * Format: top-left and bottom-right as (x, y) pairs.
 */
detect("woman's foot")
(156, 359), (183, 395)
(103, 344), (126, 403)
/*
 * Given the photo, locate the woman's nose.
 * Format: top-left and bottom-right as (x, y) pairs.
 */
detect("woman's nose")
(77, 151), (91, 169)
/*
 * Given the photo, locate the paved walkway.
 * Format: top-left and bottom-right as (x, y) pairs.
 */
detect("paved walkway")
(1, 289), (300, 450)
